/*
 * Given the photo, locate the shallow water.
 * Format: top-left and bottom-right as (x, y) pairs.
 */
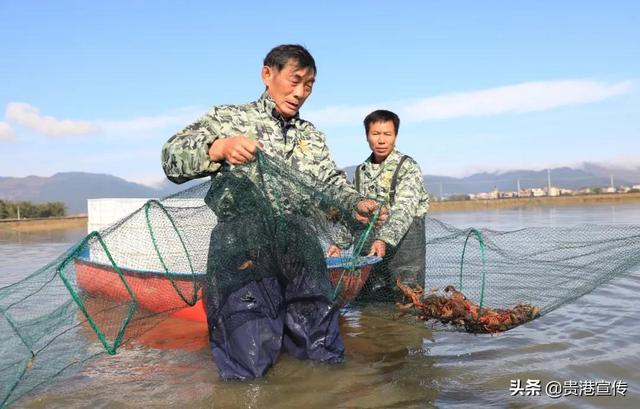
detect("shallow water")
(0, 227), (86, 288)
(2, 205), (639, 408)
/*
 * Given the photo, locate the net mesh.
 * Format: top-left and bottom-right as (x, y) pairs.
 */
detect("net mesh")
(2, 151), (640, 406)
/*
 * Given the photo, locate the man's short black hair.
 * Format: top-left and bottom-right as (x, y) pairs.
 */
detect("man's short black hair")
(263, 44), (317, 74)
(364, 110), (400, 135)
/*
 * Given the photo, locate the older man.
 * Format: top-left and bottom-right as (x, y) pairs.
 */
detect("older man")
(162, 44), (384, 379)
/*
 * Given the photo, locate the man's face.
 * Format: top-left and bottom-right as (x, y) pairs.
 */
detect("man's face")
(262, 60), (315, 119)
(367, 121), (397, 163)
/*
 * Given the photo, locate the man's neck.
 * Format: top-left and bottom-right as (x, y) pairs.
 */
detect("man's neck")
(372, 154), (388, 164)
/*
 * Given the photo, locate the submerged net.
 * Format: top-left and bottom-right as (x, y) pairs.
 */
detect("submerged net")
(2, 151), (640, 406)
(399, 218), (640, 333)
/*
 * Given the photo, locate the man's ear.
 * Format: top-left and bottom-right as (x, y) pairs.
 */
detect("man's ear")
(261, 66), (272, 88)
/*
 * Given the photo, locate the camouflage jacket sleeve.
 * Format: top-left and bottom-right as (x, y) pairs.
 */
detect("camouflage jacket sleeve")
(311, 131), (362, 211)
(161, 107), (226, 184)
(305, 129), (363, 250)
(376, 158), (427, 247)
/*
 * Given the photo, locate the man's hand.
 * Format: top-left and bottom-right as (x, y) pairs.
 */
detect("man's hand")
(326, 244), (341, 257)
(209, 135), (262, 165)
(355, 199), (388, 226)
(368, 239), (387, 257)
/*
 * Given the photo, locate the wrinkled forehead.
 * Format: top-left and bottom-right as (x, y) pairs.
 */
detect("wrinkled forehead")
(280, 59), (316, 80)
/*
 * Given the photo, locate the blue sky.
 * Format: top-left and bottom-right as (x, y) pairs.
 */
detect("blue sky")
(1, 1), (638, 186)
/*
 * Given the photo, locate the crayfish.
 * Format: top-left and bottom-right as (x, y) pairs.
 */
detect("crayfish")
(395, 279), (540, 334)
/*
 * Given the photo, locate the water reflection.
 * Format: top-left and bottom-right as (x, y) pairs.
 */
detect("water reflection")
(434, 203), (640, 230)
(0, 227), (86, 245)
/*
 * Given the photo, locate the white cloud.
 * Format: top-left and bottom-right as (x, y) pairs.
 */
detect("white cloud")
(591, 155), (640, 171)
(130, 175), (170, 189)
(5, 102), (99, 137)
(4, 78), (632, 141)
(97, 107), (204, 133)
(306, 79), (634, 126)
(3, 102), (204, 138)
(0, 122), (16, 141)
(402, 79), (633, 121)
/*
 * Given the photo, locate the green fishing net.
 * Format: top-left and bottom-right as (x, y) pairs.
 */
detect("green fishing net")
(2, 151), (640, 406)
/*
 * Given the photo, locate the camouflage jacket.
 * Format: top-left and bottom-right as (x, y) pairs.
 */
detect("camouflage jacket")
(354, 148), (430, 247)
(161, 91), (362, 211)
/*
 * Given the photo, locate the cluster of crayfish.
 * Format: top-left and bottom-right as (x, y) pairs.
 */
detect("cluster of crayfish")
(395, 279), (540, 334)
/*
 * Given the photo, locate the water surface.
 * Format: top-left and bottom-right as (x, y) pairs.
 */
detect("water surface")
(2, 205), (638, 408)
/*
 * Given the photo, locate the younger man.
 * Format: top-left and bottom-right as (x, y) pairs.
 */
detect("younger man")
(335, 110), (429, 300)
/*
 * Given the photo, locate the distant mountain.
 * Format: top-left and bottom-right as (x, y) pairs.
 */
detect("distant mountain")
(580, 162), (640, 184)
(425, 167), (638, 197)
(154, 178), (203, 196)
(0, 172), (200, 214)
(343, 165), (357, 181)
(2, 163), (639, 213)
(343, 163), (639, 198)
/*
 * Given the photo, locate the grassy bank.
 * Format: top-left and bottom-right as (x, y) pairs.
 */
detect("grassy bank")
(0, 215), (87, 232)
(430, 192), (640, 213)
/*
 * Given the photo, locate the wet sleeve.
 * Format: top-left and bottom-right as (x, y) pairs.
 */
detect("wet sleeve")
(308, 132), (365, 249)
(161, 108), (224, 184)
(376, 160), (426, 247)
(313, 133), (362, 210)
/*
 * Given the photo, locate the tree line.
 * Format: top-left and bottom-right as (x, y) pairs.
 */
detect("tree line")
(0, 200), (66, 219)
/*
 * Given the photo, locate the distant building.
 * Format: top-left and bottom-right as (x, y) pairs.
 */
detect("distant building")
(470, 190), (498, 200)
(499, 191), (518, 198)
(531, 188), (546, 197)
(541, 187), (574, 196)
